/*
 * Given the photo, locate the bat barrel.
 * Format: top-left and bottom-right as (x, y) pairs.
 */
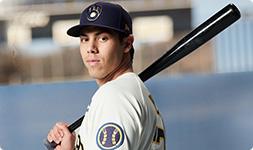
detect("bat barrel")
(139, 3), (241, 82)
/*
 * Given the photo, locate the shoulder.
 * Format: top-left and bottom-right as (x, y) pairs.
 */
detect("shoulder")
(95, 72), (146, 99)
(108, 72), (141, 89)
(91, 72), (149, 112)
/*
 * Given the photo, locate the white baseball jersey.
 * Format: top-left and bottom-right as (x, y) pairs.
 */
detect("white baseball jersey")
(75, 72), (165, 150)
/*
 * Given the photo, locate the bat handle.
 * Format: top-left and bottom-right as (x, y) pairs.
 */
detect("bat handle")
(43, 116), (84, 149)
(43, 138), (58, 150)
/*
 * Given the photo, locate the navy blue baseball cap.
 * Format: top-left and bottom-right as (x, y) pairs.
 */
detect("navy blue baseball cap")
(67, 2), (132, 37)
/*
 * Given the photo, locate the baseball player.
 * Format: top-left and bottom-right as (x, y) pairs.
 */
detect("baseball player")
(47, 2), (165, 150)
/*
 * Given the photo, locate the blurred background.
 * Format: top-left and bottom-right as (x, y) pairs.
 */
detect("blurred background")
(0, 0), (253, 150)
(0, 0), (251, 85)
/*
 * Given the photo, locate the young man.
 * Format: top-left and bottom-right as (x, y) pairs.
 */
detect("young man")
(47, 2), (165, 150)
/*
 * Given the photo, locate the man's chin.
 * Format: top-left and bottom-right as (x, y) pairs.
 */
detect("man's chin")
(88, 71), (105, 80)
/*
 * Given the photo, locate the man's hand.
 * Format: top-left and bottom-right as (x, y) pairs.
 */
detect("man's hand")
(47, 122), (76, 150)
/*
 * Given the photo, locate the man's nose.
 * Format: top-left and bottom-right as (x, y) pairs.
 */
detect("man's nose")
(87, 41), (98, 54)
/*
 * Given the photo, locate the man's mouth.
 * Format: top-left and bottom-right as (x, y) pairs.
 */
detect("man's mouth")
(86, 59), (100, 66)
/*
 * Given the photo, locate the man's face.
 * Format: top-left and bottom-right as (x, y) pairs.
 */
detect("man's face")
(79, 27), (127, 80)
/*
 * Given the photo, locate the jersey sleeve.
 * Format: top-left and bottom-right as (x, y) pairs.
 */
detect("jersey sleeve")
(84, 84), (153, 150)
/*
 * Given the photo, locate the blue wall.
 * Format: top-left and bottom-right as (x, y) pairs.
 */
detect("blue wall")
(0, 72), (253, 150)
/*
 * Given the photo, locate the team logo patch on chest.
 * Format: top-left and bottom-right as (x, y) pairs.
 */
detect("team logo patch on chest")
(96, 123), (124, 149)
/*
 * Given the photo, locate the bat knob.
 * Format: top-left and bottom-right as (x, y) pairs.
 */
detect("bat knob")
(43, 138), (58, 150)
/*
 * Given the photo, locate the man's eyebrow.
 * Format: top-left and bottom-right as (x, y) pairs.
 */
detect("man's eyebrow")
(95, 30), (112, 36)
(79, 33), (87, 37)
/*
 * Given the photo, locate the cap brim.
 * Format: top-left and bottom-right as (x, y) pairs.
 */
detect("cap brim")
(67, 25), (83, 37)
(67, 24), (130, 37)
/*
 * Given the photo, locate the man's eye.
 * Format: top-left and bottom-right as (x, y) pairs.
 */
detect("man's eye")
(80, 37), (88, 42)
(98, 36), (108, 42)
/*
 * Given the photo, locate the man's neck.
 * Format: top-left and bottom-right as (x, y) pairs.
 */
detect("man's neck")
(96, 67), (133, 86)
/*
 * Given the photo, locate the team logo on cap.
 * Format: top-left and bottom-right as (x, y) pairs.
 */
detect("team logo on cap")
(96, 123), (124, 149)
(87, 4), (102, 21)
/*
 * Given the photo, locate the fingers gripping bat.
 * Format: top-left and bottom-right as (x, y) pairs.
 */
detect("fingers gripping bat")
(44, 3), (241, 149)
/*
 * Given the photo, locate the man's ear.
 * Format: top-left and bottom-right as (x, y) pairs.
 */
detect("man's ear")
(124, 35), (134, 53)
